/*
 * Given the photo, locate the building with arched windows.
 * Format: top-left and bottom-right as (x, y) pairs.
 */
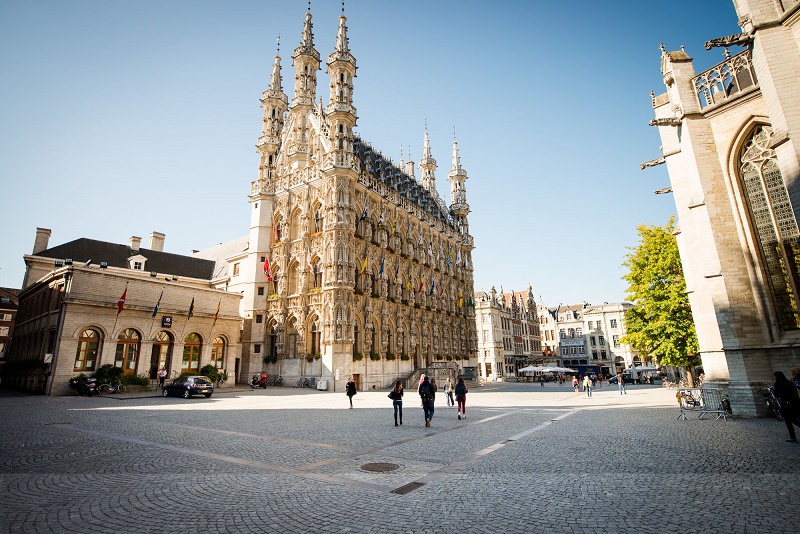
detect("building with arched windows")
(7, 230), (242, 395)
(197, 9), (477, 391)
(648, 0), (800, 415)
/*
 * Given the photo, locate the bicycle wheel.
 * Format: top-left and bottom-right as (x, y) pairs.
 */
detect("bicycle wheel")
(117, 384), (126, 394)
(769, 401), (783, 421)
(97, 384), (110, 395)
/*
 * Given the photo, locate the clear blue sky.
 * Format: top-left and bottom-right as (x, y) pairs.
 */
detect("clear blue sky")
(0, 0), (741, 305)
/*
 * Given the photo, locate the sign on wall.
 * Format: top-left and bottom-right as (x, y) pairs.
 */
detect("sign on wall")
(161, 316), (172, 329)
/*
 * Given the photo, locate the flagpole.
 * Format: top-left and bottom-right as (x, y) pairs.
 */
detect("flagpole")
(179, 292), (195, 341)
(110, 282), (128, 337)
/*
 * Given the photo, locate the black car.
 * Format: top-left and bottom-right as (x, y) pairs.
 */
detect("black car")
(162, 375), (214, 398)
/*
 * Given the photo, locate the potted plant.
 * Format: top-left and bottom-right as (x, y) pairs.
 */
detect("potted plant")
(400, 353), (410, 361)
(369, 352), (381, 361)
(353, 352), (363, 362)
(385, 353), (396, 361)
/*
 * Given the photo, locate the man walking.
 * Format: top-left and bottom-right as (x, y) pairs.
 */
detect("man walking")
(419, 374), (436, 427)
(617, 372), (626, 395)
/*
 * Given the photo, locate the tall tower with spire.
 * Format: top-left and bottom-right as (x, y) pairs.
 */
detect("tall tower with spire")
(287, 10), (320, 167)
(325, 12), (357, 165)
(448, 137), (470, 236)
(419, 131), (438, 198)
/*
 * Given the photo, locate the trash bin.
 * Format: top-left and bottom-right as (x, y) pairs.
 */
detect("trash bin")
(316, 378), (328, 391)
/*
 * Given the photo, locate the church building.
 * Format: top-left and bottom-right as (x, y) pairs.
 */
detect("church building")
(648, 0), (800, 415)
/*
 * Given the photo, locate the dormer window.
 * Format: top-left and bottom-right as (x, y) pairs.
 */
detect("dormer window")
(127, 254), (147, 271)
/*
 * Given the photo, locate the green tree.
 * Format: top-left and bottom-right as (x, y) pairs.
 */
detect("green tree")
(621, 217), (700, 372)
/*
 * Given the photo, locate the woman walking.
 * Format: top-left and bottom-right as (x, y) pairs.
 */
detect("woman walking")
(583, 375), (593, 398)
(388, 380), (403, 426)
(572, 376), (579, 393)
(346, 377), (357, 409)
(455, 377), (468, 420)
(444, 377), (455, 407)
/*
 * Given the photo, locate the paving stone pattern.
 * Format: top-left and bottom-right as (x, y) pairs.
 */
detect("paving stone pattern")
(1, 383), (798, 533)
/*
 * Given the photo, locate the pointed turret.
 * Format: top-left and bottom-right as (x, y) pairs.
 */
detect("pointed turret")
(326, 13), (357, 164)
(291, 11), (320, 109)
(448, 137), (470, 236)
(257, 48), (288, 181)
(419, 132), (438, 196)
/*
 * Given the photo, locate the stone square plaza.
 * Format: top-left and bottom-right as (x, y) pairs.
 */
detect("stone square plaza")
(1, 382), (798, 533)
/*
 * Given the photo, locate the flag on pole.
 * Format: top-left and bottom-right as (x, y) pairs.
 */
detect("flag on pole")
(468, 294), (475, 309)
(417, 234), (423, 247)
(429, 279), (435, 296)
(360, 200), (369, 221)
(378, 212), (384, 227)
(272, 217), (279, 242)
(407, 272), (413, 291)
(456, 248), (462, 265)
(427, 242), (433, 257)
(360, 254), (368, 275)
(306, 250), (314, 272)
(378, 257), (385, 278)
(151, 290), (163, 318)
(447, 247), (453, 265)
(117, 288), (127, 316)
(263, 257), (273, 282)
(439, 282), (445, 298)
(212, 299), (221, 326)
(391, 216), (397, 236)
(417, 275), (425, 294)
(457, 288), (464, 307)
(187, 297), (195, 320)
(393, 267), (398, 284)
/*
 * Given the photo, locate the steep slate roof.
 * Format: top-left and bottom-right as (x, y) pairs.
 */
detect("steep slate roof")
(352, 136), (455, 228)
(34, 238), (216, 280)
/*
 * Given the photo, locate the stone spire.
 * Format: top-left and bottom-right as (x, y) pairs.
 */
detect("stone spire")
(448, 136), (470, 233)
(326, 12), (357, 161)
(419, 131), (438, 196)
(291, 10), (320, 109)
(257, 40), (288, 181)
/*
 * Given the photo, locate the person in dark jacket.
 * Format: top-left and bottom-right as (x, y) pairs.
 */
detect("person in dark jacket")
(419, 374), (436, 427)
(455, 377), (468, 420)
(773, 371), (800, 442)
(346, 377), (357, 409)
(388, 380), (403, 426)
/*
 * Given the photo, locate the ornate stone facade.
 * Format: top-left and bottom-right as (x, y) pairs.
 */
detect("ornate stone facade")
(236, 10), (477, 390)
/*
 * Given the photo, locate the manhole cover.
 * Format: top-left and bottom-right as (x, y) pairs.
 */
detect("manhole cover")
(361, 462), (399, 472)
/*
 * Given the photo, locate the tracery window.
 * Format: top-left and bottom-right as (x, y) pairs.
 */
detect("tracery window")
(182, 333), (202, 371)
(740, 126), (800, 330)
(211, 337), (225, 368)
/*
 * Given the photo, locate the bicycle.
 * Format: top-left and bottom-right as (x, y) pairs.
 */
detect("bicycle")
(217, 375), (226, 387)
(761, 387), (783, 420)
(97, 379), (126, 395)
(295, 377), (312, 388)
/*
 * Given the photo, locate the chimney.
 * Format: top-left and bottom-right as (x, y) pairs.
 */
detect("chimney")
(129, 236), (142, 251)
(33, 228), (52, 254)
(149, 231), (165, 252)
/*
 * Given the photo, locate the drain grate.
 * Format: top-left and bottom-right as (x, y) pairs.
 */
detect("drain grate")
(361, 462), (399, 472)
(390, 482), (425, 494)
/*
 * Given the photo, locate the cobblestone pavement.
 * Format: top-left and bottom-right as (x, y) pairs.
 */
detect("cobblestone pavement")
(1, 381), (798, 533)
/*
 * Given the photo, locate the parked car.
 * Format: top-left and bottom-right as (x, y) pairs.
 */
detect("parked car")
(162, 375), (214, 398)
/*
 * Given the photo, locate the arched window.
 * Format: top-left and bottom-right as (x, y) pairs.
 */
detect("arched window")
(211, 337), (225, 369)
(740, 125), (800, 330)
(288, 262), (299, 295)
(115, 328), (140, 374)
(268, 324), (278, 360)
(182, 333), (202, 371)
(152, 331), (173, 375)
(286, 319), (298, 358)
(291, 210), (302, 241)
(353, 323), (360, 355)
(312, 260), (322, 288)
(74, 328), (100, 371)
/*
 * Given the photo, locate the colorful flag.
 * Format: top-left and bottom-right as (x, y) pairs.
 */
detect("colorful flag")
(212, 299), (221, 325)
(151, 290), (163, 318)
(378, 257), (385, 278)
(263, 257), (273, 282)
(439, 283), (445, 298)
(468, 294), (475, 309)
(187, 297), (195, 320)
(391, 216), (397, 236)
(272, 217), (279, 241)
(360, 200), (369, 221)
(429, 279), (435, 296)
(117, 288), (127, 316)
(447, 247), (453, 265)
(306, 250), (314, 272)
(407, 272), (413, 291)
(457, 288), (464, 307)
(393, 267), (398, 285)
(417, 275), (425, 294)
(360, 254), (368, 275)
(378, 212), (384, 227)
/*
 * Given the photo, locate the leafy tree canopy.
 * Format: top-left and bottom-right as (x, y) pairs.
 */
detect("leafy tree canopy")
(621, 217), (700, 368)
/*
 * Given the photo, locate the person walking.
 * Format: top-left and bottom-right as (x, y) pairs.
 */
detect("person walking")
(346, 377), (357, 409)
(617, 372), (626, 395)
(157, 367), (167, 388)
(388, 380), (403, 426)
(773, 371), (800, 442)
(539, 375), (546, 387)
(455, 377), (468, 420)
(583, 375), (593, 398)
(444, 377), (455, 407)
(419, 374), (436, 427)
(572, 376), (579, 393)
